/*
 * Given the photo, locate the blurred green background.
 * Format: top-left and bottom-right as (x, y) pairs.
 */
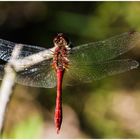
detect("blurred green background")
(0, 1), (140, 138)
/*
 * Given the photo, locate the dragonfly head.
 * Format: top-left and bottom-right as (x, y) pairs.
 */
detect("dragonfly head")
(53, 33), (70, 47)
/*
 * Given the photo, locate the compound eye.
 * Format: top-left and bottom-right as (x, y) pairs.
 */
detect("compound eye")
(53, 37), (60, 44)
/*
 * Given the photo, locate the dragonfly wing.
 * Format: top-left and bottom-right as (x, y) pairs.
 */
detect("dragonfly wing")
(0, 59), (56, 88)
(64, 59), (139, 84)
(0, 38), (46, 61)
(70, 32), (140, 63)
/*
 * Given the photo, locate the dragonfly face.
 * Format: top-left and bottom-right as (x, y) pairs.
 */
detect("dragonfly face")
(53, 33), (70, 48)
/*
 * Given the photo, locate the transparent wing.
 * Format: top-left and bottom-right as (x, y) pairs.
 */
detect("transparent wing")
(0, 38), (46, 61)
(0, 59), (56, 88)
(64, 59), (139, 84)
(70, 32), (140, 64)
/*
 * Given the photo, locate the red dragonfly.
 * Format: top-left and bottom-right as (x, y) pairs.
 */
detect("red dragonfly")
(0, 31), (139, 133)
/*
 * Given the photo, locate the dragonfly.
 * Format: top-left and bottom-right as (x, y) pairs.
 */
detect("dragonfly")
(0, 31), (139, 133)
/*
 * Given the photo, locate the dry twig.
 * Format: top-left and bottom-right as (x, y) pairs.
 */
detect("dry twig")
(0, 45), (54, 136)
(0, 44), (23, 135)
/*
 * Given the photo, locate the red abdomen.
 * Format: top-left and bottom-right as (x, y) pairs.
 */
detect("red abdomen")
(54, 69), (64, 133)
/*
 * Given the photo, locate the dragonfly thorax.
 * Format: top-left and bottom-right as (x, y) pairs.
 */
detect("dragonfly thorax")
(52, 33), (70, 71)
